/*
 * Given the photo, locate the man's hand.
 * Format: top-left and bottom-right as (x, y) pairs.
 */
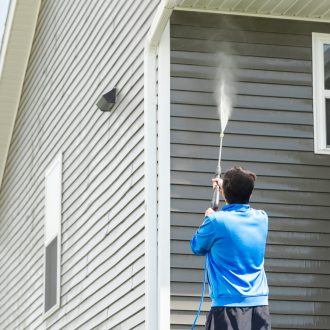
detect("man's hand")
(205, 208), (215, 216)
(212, 178), (223, 189)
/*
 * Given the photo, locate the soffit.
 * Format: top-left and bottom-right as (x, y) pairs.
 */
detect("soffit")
(176, 0), (330, 21)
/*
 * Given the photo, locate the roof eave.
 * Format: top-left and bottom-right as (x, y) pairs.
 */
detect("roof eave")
(0, 0), (41, 191)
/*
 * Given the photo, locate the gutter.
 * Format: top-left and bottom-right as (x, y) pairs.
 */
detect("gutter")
(144, 1), (177, 329)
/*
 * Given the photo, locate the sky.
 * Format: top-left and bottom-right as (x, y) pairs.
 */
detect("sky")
(0, 0), (10, 52)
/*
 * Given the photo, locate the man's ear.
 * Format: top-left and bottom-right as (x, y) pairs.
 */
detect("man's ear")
(221, 189), (227, 204)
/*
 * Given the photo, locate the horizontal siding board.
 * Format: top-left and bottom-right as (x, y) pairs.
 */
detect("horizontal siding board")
(171, 172), (330, 193)
(171, 282), (330, 303)
(171, 200), (330, 220)
(171, 158), (330, 180)
(171, 213), (330, 234)
(171, 117), (313, 138)
(171, 296), (330, 316)
(171, 185), (330, 207)
(171, 255), (330, 275)
(170, 311), (330, 329)
(171, 145), (330, 167)
(171, 52), (312, 73)
(171, 227), (330, 248)
(171, 24), (312, 47)
(270, 314), (330, 329)
(171, 240), (330, 261)
(171, 105), (313, 125)
(171, 268), (330, 288)
(171, 77), (313, 98)
(171, 64), (312, 85)
(172, 90), (313, 111)
(171, 131), (313, 152)
(171, 38), (312, 60)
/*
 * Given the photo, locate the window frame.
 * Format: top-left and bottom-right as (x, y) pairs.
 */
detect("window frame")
(312, 32), (330, 155)
(43, 152), (62, 319)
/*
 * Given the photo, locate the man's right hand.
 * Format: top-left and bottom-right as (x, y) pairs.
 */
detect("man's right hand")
(212, 178), (223, 189)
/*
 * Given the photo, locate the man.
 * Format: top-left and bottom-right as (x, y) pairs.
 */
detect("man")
(190, 166), (271, 330)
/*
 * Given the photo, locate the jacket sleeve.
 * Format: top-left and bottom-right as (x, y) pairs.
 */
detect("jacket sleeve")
(190, 215), (216, 256)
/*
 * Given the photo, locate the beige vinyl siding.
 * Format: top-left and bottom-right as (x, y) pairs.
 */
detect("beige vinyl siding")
(0, 0), (159, 329)
(170, 11), (330, 329)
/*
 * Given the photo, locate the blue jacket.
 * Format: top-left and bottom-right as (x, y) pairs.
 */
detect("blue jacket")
(190, 204), (269, 307)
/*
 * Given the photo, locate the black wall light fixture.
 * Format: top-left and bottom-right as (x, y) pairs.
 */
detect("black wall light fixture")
(97, 88), (116, 112)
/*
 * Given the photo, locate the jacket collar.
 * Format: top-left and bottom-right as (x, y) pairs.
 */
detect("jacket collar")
(221, 204), (251, 212)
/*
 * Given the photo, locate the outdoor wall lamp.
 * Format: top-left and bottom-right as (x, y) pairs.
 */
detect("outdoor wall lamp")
(96, 88), (116, 112)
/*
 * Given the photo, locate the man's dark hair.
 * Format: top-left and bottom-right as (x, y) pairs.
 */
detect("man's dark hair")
(222, 166), (256, 204)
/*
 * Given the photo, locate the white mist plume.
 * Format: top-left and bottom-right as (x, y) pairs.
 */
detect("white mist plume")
(214, 52), (236, 133)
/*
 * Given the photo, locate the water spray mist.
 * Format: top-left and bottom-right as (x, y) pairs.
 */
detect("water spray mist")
(211, 52), (236, 210)
(191, 52), (236, 330)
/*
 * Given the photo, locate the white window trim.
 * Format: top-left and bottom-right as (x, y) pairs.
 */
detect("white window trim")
(312, 32), (330, 155)
(43, 152), (62, 319)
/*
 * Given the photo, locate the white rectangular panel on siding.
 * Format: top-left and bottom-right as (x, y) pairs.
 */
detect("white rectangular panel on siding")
(44, 152), (62, 246)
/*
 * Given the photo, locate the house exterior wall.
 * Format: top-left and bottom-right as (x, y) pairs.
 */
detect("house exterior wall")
(170, 11), (330, 329)
(0, 0), (159, 329)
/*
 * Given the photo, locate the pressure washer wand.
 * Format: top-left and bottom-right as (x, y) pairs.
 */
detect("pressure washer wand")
(211, 132), (224, 211)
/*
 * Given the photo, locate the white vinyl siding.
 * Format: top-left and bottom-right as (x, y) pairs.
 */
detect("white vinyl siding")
(312, 32), (330, 154)
(0, 0), (159, 329)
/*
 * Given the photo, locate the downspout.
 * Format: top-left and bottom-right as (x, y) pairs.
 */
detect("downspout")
(144, 1), (176, 329)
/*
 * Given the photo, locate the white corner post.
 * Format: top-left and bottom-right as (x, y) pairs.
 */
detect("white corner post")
(158, 21), (171, 330)
(144, 1), (176, 329)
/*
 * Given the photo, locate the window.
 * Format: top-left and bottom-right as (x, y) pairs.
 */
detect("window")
(312, 33), (330, 154)
(43, 153), (62, 317)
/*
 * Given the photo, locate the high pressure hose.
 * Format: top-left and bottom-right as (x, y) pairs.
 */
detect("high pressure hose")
(191, 132), (225, 329)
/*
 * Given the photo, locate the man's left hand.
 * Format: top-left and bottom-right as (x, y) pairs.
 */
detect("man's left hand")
(205, 208), (215, 216)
